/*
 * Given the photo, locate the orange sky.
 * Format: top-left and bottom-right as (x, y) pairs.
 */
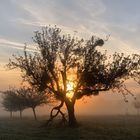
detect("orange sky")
(0, 69), (21, 91)
(0, 67), (139, 117)
(1, 0), (140, 116)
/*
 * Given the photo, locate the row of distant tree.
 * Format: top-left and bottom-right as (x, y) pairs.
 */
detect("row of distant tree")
(1, 87), (48, 120)
(1, 87), (140, 120)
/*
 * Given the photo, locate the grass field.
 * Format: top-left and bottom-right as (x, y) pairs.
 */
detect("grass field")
(0, 115), (140, 140)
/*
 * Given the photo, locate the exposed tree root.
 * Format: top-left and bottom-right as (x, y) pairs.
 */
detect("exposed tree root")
(41, 100), (67, 127)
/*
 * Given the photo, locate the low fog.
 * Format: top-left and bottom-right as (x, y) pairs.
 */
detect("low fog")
(0, 92), (138, 117)
(0, 69), (139, 118)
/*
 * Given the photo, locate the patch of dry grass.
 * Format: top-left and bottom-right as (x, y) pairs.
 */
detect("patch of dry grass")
(0, 115), (140, 140)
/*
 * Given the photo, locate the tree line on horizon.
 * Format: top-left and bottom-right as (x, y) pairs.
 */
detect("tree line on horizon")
(1, 87), (140, 121)
(1, 26), (140, 127)
(1, 87), (48, 120)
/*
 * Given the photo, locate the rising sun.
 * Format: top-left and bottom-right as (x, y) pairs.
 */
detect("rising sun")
(66, 82), (75, 99)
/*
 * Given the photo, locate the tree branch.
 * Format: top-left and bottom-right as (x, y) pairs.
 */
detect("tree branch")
(42, 100), (67, 127)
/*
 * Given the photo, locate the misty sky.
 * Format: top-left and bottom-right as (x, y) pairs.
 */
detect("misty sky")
(0, 0), (140, 116)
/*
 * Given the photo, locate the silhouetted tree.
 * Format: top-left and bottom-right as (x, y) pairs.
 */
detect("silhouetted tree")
(2, 89), (26, 119)
(8, 26), (140, 127)
(130, 71), (140, 116)
(133, 95), (140, 116)
(17, 87), (48, 120)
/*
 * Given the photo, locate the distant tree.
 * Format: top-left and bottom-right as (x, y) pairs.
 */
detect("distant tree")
(17, 87), (48, 120)
(131, 72), (140, 116)
(2, 90), (15, 118)
(133, 95), (140, 116)
(2, 89), (26, 119)
(8, 26), (140, 127)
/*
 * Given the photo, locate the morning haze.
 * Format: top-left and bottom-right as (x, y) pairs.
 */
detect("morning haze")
(0, 0), (140, 139)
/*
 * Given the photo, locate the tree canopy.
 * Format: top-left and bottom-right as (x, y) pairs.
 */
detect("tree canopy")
(2, 87), (48, 120)
(17, 87), (48, 120)
(8, 26), (140, 127)
(2, 89), (26, 118)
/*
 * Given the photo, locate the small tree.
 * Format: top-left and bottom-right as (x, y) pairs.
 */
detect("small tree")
(8, 26), (140, 127)
(17, 87), (48, 120)
(2, 89), (26, 119)
(131, 72), (140, 116)
(133, 95), (140, 116)
(133, 101), (140, 116)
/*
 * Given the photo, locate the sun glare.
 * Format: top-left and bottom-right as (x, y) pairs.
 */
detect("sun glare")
(67, 82), (74, 91)
(66, 82), (75, 100)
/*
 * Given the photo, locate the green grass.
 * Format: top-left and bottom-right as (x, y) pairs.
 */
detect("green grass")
(0, 115), (140, 140)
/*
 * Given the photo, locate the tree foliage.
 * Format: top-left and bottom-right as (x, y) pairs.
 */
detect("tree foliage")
(2, 89), (26, 118)
(17, 87), (48, 120)
(2, 87), (48, 120)
(8, 26), (140, 126)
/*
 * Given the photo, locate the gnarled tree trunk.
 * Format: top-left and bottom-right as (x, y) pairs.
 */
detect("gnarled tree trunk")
(65, 99), (78, 127)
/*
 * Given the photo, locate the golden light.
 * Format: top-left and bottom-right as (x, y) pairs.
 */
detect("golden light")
(66, 82), (75, 100)
(67, 82), (74, 91)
